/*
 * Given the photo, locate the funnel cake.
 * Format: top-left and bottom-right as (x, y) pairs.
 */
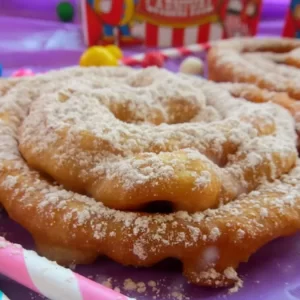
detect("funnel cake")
(0, 66), (300, 288)
(208, 38), (300, 134)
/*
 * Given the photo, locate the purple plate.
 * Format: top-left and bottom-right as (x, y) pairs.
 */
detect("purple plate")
(1, 1), (299, 299)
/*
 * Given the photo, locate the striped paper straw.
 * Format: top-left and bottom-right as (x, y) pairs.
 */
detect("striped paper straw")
(0, 237), (134, 300)
(121, 41), (214, 66)
(0, 291), (10, 300)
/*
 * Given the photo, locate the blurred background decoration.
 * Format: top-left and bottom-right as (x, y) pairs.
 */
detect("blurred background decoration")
(0, 0), (291, 75)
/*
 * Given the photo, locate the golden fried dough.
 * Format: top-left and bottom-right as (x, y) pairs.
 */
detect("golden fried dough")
(0, 67), (299, 288)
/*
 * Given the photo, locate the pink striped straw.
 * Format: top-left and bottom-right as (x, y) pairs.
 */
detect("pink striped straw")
(0, 291), (10, 300)
(0, 237), (135, 300)
(121, 41), (213, 66)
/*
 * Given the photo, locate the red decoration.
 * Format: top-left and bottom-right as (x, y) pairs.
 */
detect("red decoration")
(12, 69), (35, 77)
(283, 0), (300, 38)
(141, 52), (165, 68)
(81, 0), (123, 46)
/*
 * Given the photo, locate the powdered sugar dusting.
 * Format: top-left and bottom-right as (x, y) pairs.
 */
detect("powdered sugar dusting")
(193, 171), (211, 190)
(209, 227), (221, 242)
(133, 240), (147, 260)
(1, 175), (18, 189)
(0, 66), (299, 290)
(224, 267), (244, 293)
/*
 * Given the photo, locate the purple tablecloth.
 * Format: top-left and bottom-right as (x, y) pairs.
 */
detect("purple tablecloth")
(1, 1), (299, 300)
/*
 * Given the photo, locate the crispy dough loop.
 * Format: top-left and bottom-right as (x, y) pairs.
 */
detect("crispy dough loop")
(17, 68), (296, 213)
(1, 143), (300, 287)
(208, 38), (300, 136)
(0, 67), (299, 288)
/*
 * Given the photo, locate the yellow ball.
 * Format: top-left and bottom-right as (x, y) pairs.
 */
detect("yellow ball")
(79, 46), (118, 67)
(105, 45), (123, 59)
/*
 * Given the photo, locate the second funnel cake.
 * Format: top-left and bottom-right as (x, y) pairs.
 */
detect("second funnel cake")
(208, 38), (300, 135)
(0, 66), (300, 288)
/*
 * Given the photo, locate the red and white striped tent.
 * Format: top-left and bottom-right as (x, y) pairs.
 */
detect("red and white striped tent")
(131, 22), (225, 47)
(132, 0), (228, 47)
